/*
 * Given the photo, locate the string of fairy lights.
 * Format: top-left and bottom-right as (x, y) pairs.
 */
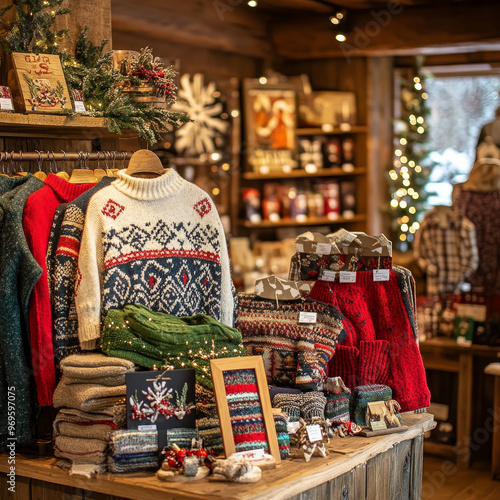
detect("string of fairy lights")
(389, 72), (431, 250)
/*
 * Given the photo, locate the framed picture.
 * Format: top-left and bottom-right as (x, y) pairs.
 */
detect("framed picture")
(9, 53), (71, 113)
(243, 79), (298, 173)
(210, 356), (281, 463)
(298, 91), (356, 128)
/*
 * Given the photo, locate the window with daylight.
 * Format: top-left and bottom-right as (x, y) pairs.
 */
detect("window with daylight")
(424, 72), (500, 206)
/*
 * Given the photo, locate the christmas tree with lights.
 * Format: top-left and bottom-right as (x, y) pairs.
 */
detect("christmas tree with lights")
(0, 0), (69, 54)
(388, 60), (434, 251)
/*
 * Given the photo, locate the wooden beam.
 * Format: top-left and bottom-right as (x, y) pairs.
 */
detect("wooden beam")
(272, 3), (500, 59)
(111, 0), (272, 59)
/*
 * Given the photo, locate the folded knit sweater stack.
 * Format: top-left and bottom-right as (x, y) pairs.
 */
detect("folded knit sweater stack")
(108, 429), (159, 473)
(52, 354), (134, 476)
(100, 304), (246, 455)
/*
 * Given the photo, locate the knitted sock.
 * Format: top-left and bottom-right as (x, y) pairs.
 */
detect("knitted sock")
(273, 413), (290, 460)
(325, 392), (351, 422)
(301, 392), (327, 419)
(272, 393), (303, 422)
(358, 340), (390, 386)
(328, 345), (360, 390)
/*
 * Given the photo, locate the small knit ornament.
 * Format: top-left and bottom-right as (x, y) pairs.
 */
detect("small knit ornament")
(301, 392), (327, 420)
(325, 393), (351, 422)
(350, 385), (392, 425)
(109, 429), (158, 455)
(272, 393), (303, 422)
(223, 369), (269, 453)
(167, 428), (200, 450)
(273, 413), (291, 460)
(197, 417), (223, 455)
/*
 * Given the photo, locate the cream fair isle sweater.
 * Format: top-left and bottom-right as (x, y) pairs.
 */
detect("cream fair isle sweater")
(75, 169), (236, 349)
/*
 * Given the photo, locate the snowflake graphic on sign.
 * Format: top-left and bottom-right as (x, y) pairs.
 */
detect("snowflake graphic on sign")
(173, 73), (228, 155)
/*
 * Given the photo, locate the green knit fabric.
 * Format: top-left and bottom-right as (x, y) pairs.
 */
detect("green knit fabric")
(350, 384), (392, 425)
(101, 305), (246, 389)
(0, 175), (44, 450)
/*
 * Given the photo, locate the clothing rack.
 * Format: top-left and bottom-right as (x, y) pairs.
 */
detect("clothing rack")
(0, 151), (132, 163)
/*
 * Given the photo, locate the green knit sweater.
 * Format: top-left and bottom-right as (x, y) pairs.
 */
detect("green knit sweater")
(0, 175), (44, 449)
(101, 304), (245, 389)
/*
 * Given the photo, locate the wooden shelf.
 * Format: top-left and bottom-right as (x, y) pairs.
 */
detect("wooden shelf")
(296, 125), (368, 136)
(239, 214), (366, 228)
(0, 113), (138, 140)
(242, 167), (366, 180)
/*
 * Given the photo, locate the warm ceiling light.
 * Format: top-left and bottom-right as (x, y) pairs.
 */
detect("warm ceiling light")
(248, 0), (257, 7)
(335, 33), (346, 42)
(329, 16), (340, 25)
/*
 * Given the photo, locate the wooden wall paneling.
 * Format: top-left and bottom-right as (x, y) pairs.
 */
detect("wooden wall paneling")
(367, 55), (394, 235)
(1, 474), (31, 500)
(390, 439), (412, 500)
(271, 3), (500, 60)
(366, 446), (391, 500)
(111, 0), (272, 61)
(409, 434), (424, 500)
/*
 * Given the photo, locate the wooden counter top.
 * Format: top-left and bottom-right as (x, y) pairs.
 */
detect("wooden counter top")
(0, 412), (434, 500)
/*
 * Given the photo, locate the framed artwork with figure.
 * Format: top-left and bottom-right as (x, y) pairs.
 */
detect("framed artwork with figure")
(243, 79), (298, 173)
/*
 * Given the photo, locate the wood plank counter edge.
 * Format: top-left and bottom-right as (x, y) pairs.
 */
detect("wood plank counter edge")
(0, 413), (435, 500)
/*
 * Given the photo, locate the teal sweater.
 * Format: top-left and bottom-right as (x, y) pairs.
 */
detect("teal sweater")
(0, 175), (44, 449)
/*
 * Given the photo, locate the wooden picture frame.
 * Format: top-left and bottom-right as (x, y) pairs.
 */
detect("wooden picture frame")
(210, 356), (281, 463)
(243, 79), (298, 173)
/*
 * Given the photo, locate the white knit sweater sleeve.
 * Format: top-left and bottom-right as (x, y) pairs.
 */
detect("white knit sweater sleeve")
(217, 214), (237, 327)
(75, 198), (105, 350)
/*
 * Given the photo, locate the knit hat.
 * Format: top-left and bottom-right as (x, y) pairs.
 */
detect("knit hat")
(301, 392), (327, 420)
(273, 413), (290, 460)
(325, 393), (350, 422)
(350, 384), (392, 425)
(272, 393), (303, 422)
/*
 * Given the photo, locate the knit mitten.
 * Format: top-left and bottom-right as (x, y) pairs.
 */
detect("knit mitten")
(358, 340), (390, 386)
(328, 345), (360, 390)
(325, 392), (351, 422)
(301, 392), (327, 420)
(272, 393), (303, 422)
(273, 413), (291, 460)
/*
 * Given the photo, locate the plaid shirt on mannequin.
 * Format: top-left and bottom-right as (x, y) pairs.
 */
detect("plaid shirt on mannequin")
(414, 206), (479, 296)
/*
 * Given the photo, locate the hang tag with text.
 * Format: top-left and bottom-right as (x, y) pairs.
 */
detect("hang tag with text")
(316, 242), (332, 255)
(138, 424), (157, 431)
(339, 271), (356, 283)
(73, 100), (86, 113)
(373, 269), (390, 282)
(299, 311), (317, 324)
(0, 98), (14, 111)
(306, 424), (323, 443)
(321, 270), (337, 282)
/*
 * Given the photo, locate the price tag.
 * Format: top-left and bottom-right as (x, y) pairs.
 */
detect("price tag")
(321, 270), (337, 282)
(373, 269), (390, 282)
(295, 243), (304, 253)
(316, 242), (332, 255)
(0, 98), (14, 111)
(370, 420), (387, 431)
(339, 271), (356, 283)
(138, 424), (157, 431)
(299, 311), (317, 324)
(73, 100), (86, 113)
(306, 424), (323, 443)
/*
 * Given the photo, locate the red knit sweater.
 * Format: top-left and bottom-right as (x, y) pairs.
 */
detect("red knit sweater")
(23, 175), (94, 406)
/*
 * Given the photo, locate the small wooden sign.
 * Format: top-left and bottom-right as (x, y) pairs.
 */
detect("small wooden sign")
(9, 53), (71, 113)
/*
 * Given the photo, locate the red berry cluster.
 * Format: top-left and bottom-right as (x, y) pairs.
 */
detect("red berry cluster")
(132, 65), (165, 83)
(162, 447), (209, 469)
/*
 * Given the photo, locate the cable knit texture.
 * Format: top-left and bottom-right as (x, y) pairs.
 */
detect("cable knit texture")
(309, 271), (430, 412)
(23, 174), (94, 405)
(53, 177), (114, 361)
(0, 175), (44, 449)
(75, 169), (236, 349)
